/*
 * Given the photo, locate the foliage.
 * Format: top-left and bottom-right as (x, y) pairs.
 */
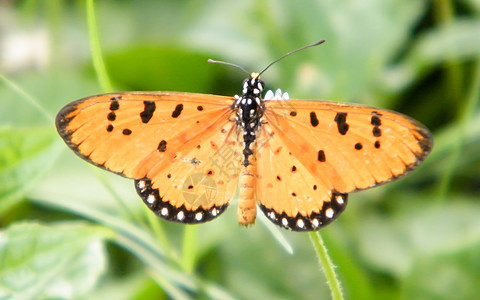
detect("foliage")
(1, 0), (479, 299)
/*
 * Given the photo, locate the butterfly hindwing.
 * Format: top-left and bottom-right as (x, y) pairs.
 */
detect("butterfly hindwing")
(256, 124), (348, 231)
(56, 92), (241, 223)
(135, 120), (242, 223)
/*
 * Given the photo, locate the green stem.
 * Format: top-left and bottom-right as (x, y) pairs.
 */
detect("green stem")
(93, 169), (145, 226)
(436, 58), (480, 202)
(86, 0), (114, 93)
(181, 225), (198, 274)
(432, 0), (462, 101)
(309, 232), (344, 300)
(145, 209), (177, 261)
(0, 73), (53, 122)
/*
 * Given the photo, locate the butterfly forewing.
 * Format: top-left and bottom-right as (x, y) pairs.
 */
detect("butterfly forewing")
(57, 92), (233, 178)
(263, 100), (432, 193)
(56, 92), (241, 223)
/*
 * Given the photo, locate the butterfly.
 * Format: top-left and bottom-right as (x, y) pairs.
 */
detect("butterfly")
(56, 41), (433, 231)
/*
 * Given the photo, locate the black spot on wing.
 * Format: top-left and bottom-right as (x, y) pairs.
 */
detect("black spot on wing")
(109, 100), (119, 111)
(172, 104), (184, 118)
(371, 116), (381, 126)
(158, 140), (167, 152)
(107, 112), (116, 121)
(310, 112), (319, 127)
(318, 150), (326, 162)
(140, 101), (156, 123)
(334, 112), (349, 135)
(372, 127), (382, 137)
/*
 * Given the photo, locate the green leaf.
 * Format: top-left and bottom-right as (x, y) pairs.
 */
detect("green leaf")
(356, 198), (480, 277)
(0, 127), (62, 215)
(0, 221), (109, 299)
(386, 19), (480, 92)
(106, 46), (217, 93)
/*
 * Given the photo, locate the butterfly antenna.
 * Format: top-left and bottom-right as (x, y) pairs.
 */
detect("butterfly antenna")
(258, 40), (326, 76)
(208, 59), (250, 75)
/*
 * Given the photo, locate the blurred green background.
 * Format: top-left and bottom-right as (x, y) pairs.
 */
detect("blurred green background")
(1, 0), (479, 299)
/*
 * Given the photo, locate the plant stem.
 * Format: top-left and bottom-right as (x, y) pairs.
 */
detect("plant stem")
(86, 0), (114, 93)
(181, 225), (198, 274)
(309, 232), (344, 300)
(436, 58), (480, 202)
(0, 74), (53, 122)
(432, 0), (462, 101)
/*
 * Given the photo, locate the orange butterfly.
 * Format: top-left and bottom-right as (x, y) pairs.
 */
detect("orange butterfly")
(56, 41), (432, 231)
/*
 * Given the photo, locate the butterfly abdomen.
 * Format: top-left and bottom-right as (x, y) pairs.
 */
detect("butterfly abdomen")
(238, 154), (257, 226)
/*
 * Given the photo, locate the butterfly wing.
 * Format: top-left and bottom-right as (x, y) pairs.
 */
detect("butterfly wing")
(56, 92), (242, 223)
(256, 99), (432, 231)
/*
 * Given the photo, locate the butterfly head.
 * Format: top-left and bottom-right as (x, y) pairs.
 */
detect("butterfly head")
(241, 72), (265, 98)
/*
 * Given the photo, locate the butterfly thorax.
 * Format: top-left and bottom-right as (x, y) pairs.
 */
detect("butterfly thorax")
(233, 73), (266, 166)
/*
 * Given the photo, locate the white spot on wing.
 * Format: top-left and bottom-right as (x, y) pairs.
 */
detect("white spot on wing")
(137, 180), (146, 190)
(212, 208), (219, 217)
(146, 194), (156, 205)
(325, 208), (334, 219)
(195, 212), (203, 221)
(296, 219), (305, 229)
(160, 207), (168, 216)
(336, 195), (344, 205)
(268, 212), (275, 220)
(177, 211), (185, 221)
